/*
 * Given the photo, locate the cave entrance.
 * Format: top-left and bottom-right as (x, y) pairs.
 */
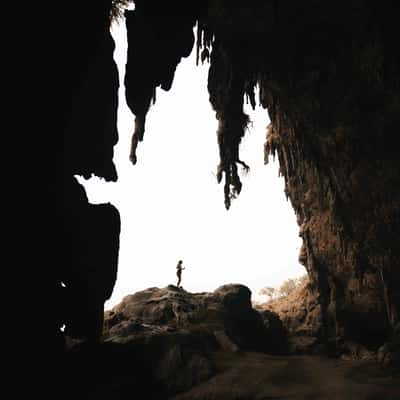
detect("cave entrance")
(77, 18), (305, 310)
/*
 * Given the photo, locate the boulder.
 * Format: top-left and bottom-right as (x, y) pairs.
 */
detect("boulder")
(260, 310), (288, 355)
(107, 284), (286, 354)
(98, 284), (289, 395)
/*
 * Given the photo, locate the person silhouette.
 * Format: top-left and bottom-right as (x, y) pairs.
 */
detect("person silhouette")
(176, 260), (185, 288)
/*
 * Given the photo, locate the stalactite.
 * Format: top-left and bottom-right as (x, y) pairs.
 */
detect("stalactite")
(196, 20), (213, 66)
(196, 21), (202, 66)
(124, 5), (197, 165)
(215, 113), (251, 209)
(206, 37), (253, 209)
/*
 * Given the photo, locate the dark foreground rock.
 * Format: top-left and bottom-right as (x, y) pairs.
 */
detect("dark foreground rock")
(259, 282), (400, 368)
(63, 285), (399, 399)
(172, 352), (400, 400)
(65, 284), (286, 398)
(257, 280), (323, 355)
(105, 284), (285, 355)
(377, 323), (400, 372)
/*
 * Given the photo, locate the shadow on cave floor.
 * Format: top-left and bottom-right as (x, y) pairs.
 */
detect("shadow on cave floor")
(66, 346), (400, 400)
(63, 284), (399, 400)
(172, 351), (400, 400)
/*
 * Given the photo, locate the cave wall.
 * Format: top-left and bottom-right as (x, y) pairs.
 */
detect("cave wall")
(259, 2), (400, 348)
(54, 0), (121, 351)
(194, 0), (400, 350)
(51, 0), (400, 368)
(121, 0), (400, 350)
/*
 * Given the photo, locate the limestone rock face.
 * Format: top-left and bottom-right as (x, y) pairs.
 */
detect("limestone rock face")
(199, 1), (400, 351)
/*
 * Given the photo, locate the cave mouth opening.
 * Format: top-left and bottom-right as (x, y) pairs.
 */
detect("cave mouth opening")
(76, 17), (305, 310)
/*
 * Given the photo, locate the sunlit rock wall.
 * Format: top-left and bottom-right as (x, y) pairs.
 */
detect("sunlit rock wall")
(257, 3), (400, 348)
(123, 0), (400, 349)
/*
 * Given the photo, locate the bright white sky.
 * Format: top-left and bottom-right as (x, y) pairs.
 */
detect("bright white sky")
(76, 20), (305, 310)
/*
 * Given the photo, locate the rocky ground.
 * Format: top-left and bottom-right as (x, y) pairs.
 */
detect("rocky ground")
(256, 280), (400, 368)
(255, 279), (327, 355)
(173, 352), (400, 400)
(65, 284), (399, 399)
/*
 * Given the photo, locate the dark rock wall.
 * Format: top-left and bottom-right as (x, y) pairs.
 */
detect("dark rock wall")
(55, 0), (121, 351)
(62, 177), (120, 340)
(124, 1), (201, 164)
(61, 1), (119, 180)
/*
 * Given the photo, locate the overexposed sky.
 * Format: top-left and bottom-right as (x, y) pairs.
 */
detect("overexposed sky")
(76, 20), (305, 309)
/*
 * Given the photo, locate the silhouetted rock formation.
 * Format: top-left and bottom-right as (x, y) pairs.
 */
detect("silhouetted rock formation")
(62, 285), (287, 397)
(105, 284), (286, 355)
(62, 1), (119, 181)
(124, 1), (201, 164)
(44, 3), (122, 394)
(63, 176), (120, 340)
(59, 2), (121, 337)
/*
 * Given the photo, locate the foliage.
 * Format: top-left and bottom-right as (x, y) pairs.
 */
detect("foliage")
(278, 278), (297, 297)
(259, 274), (309, 302)
(259, 286), (276, 301)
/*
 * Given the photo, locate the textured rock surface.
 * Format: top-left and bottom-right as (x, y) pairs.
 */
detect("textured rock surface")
(60, 285), (286, 398)
(258, 280), (323, 354)
(172, 352), (400, 400)
(377, 323), (400, 371)
(52, 0), (399, 353)
(205, 0), (400, 351)
(104, 284), (284, 354)
(120, 0), (399, 354)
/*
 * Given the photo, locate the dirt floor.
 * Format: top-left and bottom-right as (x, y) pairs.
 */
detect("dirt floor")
(172, 351), (400, 400)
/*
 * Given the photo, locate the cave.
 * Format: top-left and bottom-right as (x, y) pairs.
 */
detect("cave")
(37, 0), (400, 398)
(77, 18), (304, 309)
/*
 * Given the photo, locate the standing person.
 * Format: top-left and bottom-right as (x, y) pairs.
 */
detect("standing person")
(176, 260), (185, 288)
